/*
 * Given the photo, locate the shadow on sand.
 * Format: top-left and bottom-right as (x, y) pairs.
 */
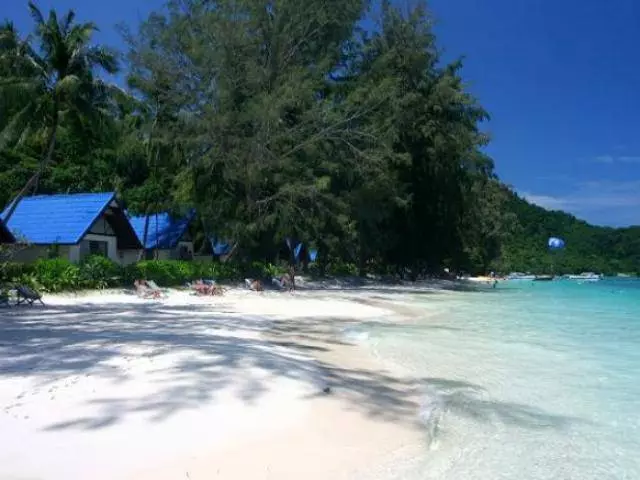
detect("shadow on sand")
(0, 299), (584, 434)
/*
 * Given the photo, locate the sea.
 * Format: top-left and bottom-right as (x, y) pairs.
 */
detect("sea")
(355, 279), (640, 480)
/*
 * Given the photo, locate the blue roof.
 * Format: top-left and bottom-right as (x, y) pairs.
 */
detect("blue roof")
(129, 210), (195, 249)
(2, 192), (117, 245)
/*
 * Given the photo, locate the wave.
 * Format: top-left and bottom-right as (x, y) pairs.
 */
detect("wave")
(341, 326), (371, 344)
(419, 385), (446, 450)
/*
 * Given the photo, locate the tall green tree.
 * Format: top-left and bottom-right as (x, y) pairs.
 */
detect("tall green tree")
(124, 0), (372, 261)
(0, 2), (118, 222)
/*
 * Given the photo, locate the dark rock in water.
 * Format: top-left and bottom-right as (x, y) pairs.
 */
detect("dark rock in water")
(322, 386), (332, 394)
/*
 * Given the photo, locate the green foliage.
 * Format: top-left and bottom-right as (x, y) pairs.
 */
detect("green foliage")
(0, 261), (34, 284)
(126, 260), (242, 287)
(495, 191), (640, 275)
(32, 258), (81, 292)
(327, 261), (359, 277)
(79, 255), (122, 289)
(0, 5), (120, 222)
(2, 1), (638, 279)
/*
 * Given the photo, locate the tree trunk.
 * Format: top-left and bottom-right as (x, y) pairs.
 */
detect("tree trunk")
(3, 110), (59, 225)
(358, 230), (367, 277)
(154, 212), (159, 260)
(138, 212), (151, 261)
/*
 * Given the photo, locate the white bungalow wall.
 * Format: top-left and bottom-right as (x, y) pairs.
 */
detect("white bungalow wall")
(117, 241), (194, 265)
(11, 245), (72, 263)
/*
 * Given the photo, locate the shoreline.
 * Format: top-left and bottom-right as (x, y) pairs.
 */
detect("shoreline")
(0, 284), (433, 480)
(133, 288), (428, 479)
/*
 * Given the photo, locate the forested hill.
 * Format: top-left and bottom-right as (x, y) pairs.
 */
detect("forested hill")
(497, 190), (640, 275)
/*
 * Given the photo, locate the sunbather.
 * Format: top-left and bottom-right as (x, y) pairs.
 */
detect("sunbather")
(245, 278), (264, 292)
(191, 279), (225, 296)
(134, 279), (163, 299)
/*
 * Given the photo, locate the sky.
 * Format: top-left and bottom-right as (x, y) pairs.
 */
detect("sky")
(5, 0), (640, 227)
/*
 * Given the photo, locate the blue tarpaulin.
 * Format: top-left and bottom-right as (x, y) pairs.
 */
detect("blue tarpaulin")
(129, 209), (196, 249)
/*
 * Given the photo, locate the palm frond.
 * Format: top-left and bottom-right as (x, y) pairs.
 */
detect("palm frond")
(24, 51), (48, 77)
(54, 74), (82, 96)
(67, 22), (98, 50)
(85, 46), (119, 74)
(0, 77), (41, 103)
(27, 2), (46, 27)
(0, 102), (37, 151)
(60, 10), (76, 35)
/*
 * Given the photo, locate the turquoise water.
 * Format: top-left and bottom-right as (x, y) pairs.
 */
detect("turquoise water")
(363, 279), (640, 479)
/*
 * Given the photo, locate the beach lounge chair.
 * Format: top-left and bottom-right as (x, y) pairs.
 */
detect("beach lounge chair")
(134, 280), (164, 299)
(188, 279), (226, 297)
(146, 280), (168, 297)
(15, 285), (44, 306)
(245, 278), (264, 292)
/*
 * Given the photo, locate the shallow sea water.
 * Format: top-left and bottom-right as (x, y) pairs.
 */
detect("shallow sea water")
(359, 279), (640, 479)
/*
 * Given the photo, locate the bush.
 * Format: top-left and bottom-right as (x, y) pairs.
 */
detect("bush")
(33, 258), (81, 292)
(0, 262), (34, 283)
(327, 261), (358, 276)
(79, 255), (123, 289)
(2, 258), (264, 291)
(131, 260), (190, 286)
(245, 261), (286, 280)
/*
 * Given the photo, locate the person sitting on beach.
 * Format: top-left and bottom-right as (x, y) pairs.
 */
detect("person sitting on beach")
(245, 278), (264, 292)
(272, 276), (286, 290)
(192, 279), (212, 296)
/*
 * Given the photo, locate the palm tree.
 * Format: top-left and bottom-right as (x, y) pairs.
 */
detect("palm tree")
(0, 2), (118, 223)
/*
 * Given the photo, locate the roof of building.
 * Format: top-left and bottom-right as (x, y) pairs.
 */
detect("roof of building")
(0, 218), (15, 243)
(129, 210), (196, 250)
(1, 192), (141, 248)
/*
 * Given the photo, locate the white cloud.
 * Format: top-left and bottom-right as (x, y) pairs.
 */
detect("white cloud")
(521, 192), (571, 211)
(593, 154), (640, 164)
(594, 155), (614, 164)
(520, 181), (640, 226)
(618, 156), (640, 163)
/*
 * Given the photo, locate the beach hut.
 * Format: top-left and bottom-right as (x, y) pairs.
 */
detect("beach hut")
(2, 192), (141, 264)
(125, 210), (196, 262)
(0, 218), (15, 243)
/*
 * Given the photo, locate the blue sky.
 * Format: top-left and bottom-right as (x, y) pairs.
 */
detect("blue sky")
(5, 0), (640, 227)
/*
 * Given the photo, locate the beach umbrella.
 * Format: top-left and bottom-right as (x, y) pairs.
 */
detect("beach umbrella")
(309, 249), (318, 262)
(294, 242), (303, 261)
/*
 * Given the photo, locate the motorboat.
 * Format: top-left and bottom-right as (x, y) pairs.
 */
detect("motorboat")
(566, 272), (602, 282)
(533, 275), (554, 282)
(507, 272), (537, 280)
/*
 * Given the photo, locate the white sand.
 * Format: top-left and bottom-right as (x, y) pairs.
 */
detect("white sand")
(0, 287), (425, 480)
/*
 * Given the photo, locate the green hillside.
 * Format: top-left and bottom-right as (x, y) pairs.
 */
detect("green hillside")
(496, 190), (640, 275)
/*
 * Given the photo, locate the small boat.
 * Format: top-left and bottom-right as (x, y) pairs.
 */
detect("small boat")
(566, 272), (602, 282)
(533, 275), (554, 282)
(507, 272), (537, 281)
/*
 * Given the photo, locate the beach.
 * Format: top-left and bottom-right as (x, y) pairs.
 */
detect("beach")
(3, 279), (640, 479)
(0, 283), (428, 480)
